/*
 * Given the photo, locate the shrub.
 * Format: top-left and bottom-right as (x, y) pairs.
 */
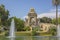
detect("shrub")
(23, 26), (31, 31)
(5, 31), (9, 36)
(49, 26), (57, 36)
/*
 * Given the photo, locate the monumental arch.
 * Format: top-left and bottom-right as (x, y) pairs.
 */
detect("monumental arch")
(25, 8), (38, 27)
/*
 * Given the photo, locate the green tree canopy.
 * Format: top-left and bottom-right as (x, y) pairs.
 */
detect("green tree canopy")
(40, 17), (52, 23)
(52, 17), (60, 24)
(0, 4), (9, 26)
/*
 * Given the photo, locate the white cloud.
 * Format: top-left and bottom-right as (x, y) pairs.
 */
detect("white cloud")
(38, 12), (60, 19)
(38, 9), (60, 19)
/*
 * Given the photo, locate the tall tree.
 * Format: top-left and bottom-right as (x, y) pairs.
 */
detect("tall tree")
(0, 4), (9, 26)
(52, 0), (60, 26)
(40, 17), (52, 23)
(14, 17), (24, 31)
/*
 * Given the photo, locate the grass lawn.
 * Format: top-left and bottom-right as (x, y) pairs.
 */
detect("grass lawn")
(0, 32), (6, 36)
(16, 31), (32, 36)
(16, 31), (52, 36)
(0, 31), (52, 36)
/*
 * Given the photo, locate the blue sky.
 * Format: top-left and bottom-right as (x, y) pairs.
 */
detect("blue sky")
(0, 0), (60, 19)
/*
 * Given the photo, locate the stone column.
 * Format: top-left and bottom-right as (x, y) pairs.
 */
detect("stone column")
(28, 17), (30, 26)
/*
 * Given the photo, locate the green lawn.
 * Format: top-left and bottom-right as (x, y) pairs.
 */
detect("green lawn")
(16, 31), (31, 36)
(15, 31), (52, 36)
(0, 31), (52, 36)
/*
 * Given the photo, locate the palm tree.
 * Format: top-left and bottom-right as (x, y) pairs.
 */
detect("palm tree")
(52, 0), (60, 26)
(0, 13), (1, 26)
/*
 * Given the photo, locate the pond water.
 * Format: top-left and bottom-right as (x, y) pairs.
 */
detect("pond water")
(0, 36), (59, 40)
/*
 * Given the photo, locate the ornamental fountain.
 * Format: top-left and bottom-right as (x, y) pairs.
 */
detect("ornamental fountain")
(8, 18), (15, 40)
